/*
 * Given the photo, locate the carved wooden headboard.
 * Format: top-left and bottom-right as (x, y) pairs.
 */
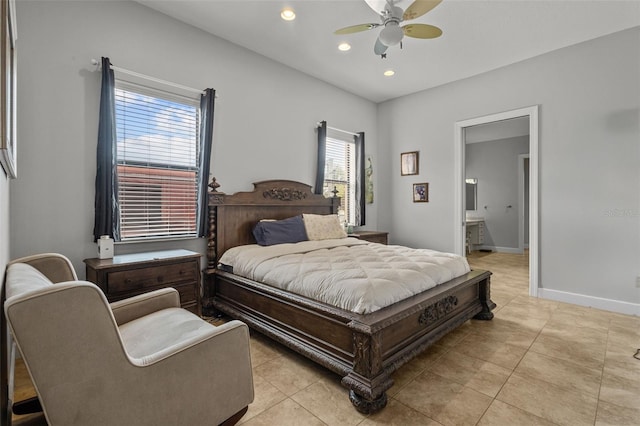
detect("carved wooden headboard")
(206, 179), (340, 269)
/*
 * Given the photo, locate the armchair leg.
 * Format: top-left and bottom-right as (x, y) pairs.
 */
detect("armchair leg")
(219, 406), (248, 426)
(12, 397), (42, 415)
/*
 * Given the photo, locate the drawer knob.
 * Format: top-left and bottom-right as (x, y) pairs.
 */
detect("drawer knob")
(157, 276), (164, 283)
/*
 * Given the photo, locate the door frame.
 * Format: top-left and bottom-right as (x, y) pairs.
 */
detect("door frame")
(518, 154), (530, 254)
(454, 105), (539, 297)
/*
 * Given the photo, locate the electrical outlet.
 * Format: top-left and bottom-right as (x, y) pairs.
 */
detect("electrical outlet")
(636, 276), (640, 288)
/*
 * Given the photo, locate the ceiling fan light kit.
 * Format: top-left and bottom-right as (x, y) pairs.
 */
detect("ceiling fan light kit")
(379, 22), (404, 46)
(335, 0), (443, 58)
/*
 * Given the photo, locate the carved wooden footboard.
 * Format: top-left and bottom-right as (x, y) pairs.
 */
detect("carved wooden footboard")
(203, 179), (494, 413)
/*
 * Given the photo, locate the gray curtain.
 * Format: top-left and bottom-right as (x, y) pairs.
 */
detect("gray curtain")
(197, 89), (215, 237)
(93, 57), (120, 242)
(314, 121), (327, 195)
(354, 132), (366, 226)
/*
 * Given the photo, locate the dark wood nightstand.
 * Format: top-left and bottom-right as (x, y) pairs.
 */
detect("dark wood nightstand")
(84, 249), (202, 315)
(349, 231), (388, 245)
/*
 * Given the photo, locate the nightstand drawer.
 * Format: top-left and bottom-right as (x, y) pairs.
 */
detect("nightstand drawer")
(107, 260), (198, 294)
(105, 283), (198, 305)
(351, 231), (388, 245)
(361, 234), (387, 244)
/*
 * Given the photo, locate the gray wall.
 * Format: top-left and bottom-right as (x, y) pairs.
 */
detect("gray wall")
(11, 0), (379, 277)
(378, 27), (640, 307)
(466, 136), (530, 251)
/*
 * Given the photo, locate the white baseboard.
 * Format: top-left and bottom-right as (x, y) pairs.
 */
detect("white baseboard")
(478, 245), (524, 254)
(538, 288), (640, 316)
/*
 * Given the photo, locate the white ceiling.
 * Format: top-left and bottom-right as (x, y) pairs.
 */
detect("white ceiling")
(137, 0), (640, 103)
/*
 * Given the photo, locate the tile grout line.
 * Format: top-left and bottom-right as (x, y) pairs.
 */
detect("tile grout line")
(474, 297), (550, 425)
(469, 251), (534, 425)
(592, 317), (613, 426)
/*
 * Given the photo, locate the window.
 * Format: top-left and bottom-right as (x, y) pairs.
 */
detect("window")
(322, 130), (357, 225)
(115, 81), (200, 240)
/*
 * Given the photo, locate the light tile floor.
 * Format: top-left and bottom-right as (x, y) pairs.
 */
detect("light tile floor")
(13, 251), (640, 425)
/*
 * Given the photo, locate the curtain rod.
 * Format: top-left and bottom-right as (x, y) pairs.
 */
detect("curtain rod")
(91, 59), (208, 96)
(317, 122), (358, 137)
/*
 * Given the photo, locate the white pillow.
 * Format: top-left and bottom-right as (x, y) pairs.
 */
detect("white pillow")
(302, 214), (347, 240)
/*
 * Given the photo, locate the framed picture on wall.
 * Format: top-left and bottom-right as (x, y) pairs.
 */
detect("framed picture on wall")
(400, 151), (418, 176)
(0, 0), (17, 178)
(413, 183), (429, 203)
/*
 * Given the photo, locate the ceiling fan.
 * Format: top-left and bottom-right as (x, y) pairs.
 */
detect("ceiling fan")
(334, 0), (443, 58)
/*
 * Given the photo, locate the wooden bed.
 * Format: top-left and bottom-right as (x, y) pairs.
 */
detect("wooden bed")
(203, 179), (494, 414)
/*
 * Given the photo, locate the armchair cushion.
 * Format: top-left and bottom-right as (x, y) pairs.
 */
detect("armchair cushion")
(119, 307), (216, 363)
(110, 288), (180, 326)
(5, 263), (54, 299)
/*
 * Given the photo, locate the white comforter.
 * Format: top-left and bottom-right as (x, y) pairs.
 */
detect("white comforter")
(218, 238), (471, 314)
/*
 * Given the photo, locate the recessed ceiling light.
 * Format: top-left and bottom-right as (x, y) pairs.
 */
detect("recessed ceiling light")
(338, 42), (351, 52)
(384, 70), (395, 77)
(280, 8), (295, 21)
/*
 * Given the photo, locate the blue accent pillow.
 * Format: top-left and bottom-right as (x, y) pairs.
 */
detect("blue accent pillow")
(252, 215), (308, 246)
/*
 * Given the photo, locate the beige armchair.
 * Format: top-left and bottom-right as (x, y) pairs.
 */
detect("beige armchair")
(3, 253), (253, 425)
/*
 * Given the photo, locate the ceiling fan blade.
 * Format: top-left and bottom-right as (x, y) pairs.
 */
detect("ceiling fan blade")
(403, 0), (442, 21)
(374, 37), (388, 55)
(334, 23), (379, 35)
(403, 23), (443, 39)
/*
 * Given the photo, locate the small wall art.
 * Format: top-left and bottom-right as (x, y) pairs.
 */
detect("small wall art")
(365, 155), (374, 204)
(400, 151), (418, 176)
(413, 183), (429, 203)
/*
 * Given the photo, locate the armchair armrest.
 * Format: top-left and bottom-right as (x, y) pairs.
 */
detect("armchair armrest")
(9, 253), (77, 283)
(110, 288), (180, 326)
(118, 318), (254, 425)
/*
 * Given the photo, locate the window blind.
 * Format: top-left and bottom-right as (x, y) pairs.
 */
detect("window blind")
(114, 81), (200, 240)
(323, 136), (356, 225)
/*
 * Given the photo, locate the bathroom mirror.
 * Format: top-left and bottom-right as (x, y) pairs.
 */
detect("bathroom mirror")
(465, 178), (478, 211)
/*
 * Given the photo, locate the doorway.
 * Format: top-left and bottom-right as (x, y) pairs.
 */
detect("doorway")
(454, 106), (539, 297)
(518, 154), (530, 253)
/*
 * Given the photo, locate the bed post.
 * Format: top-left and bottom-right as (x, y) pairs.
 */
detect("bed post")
(342, 326), (392, 414)
(206, 177), (225, 269)
(473, 275), (496, 320)
(204, 177), (225, 316)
